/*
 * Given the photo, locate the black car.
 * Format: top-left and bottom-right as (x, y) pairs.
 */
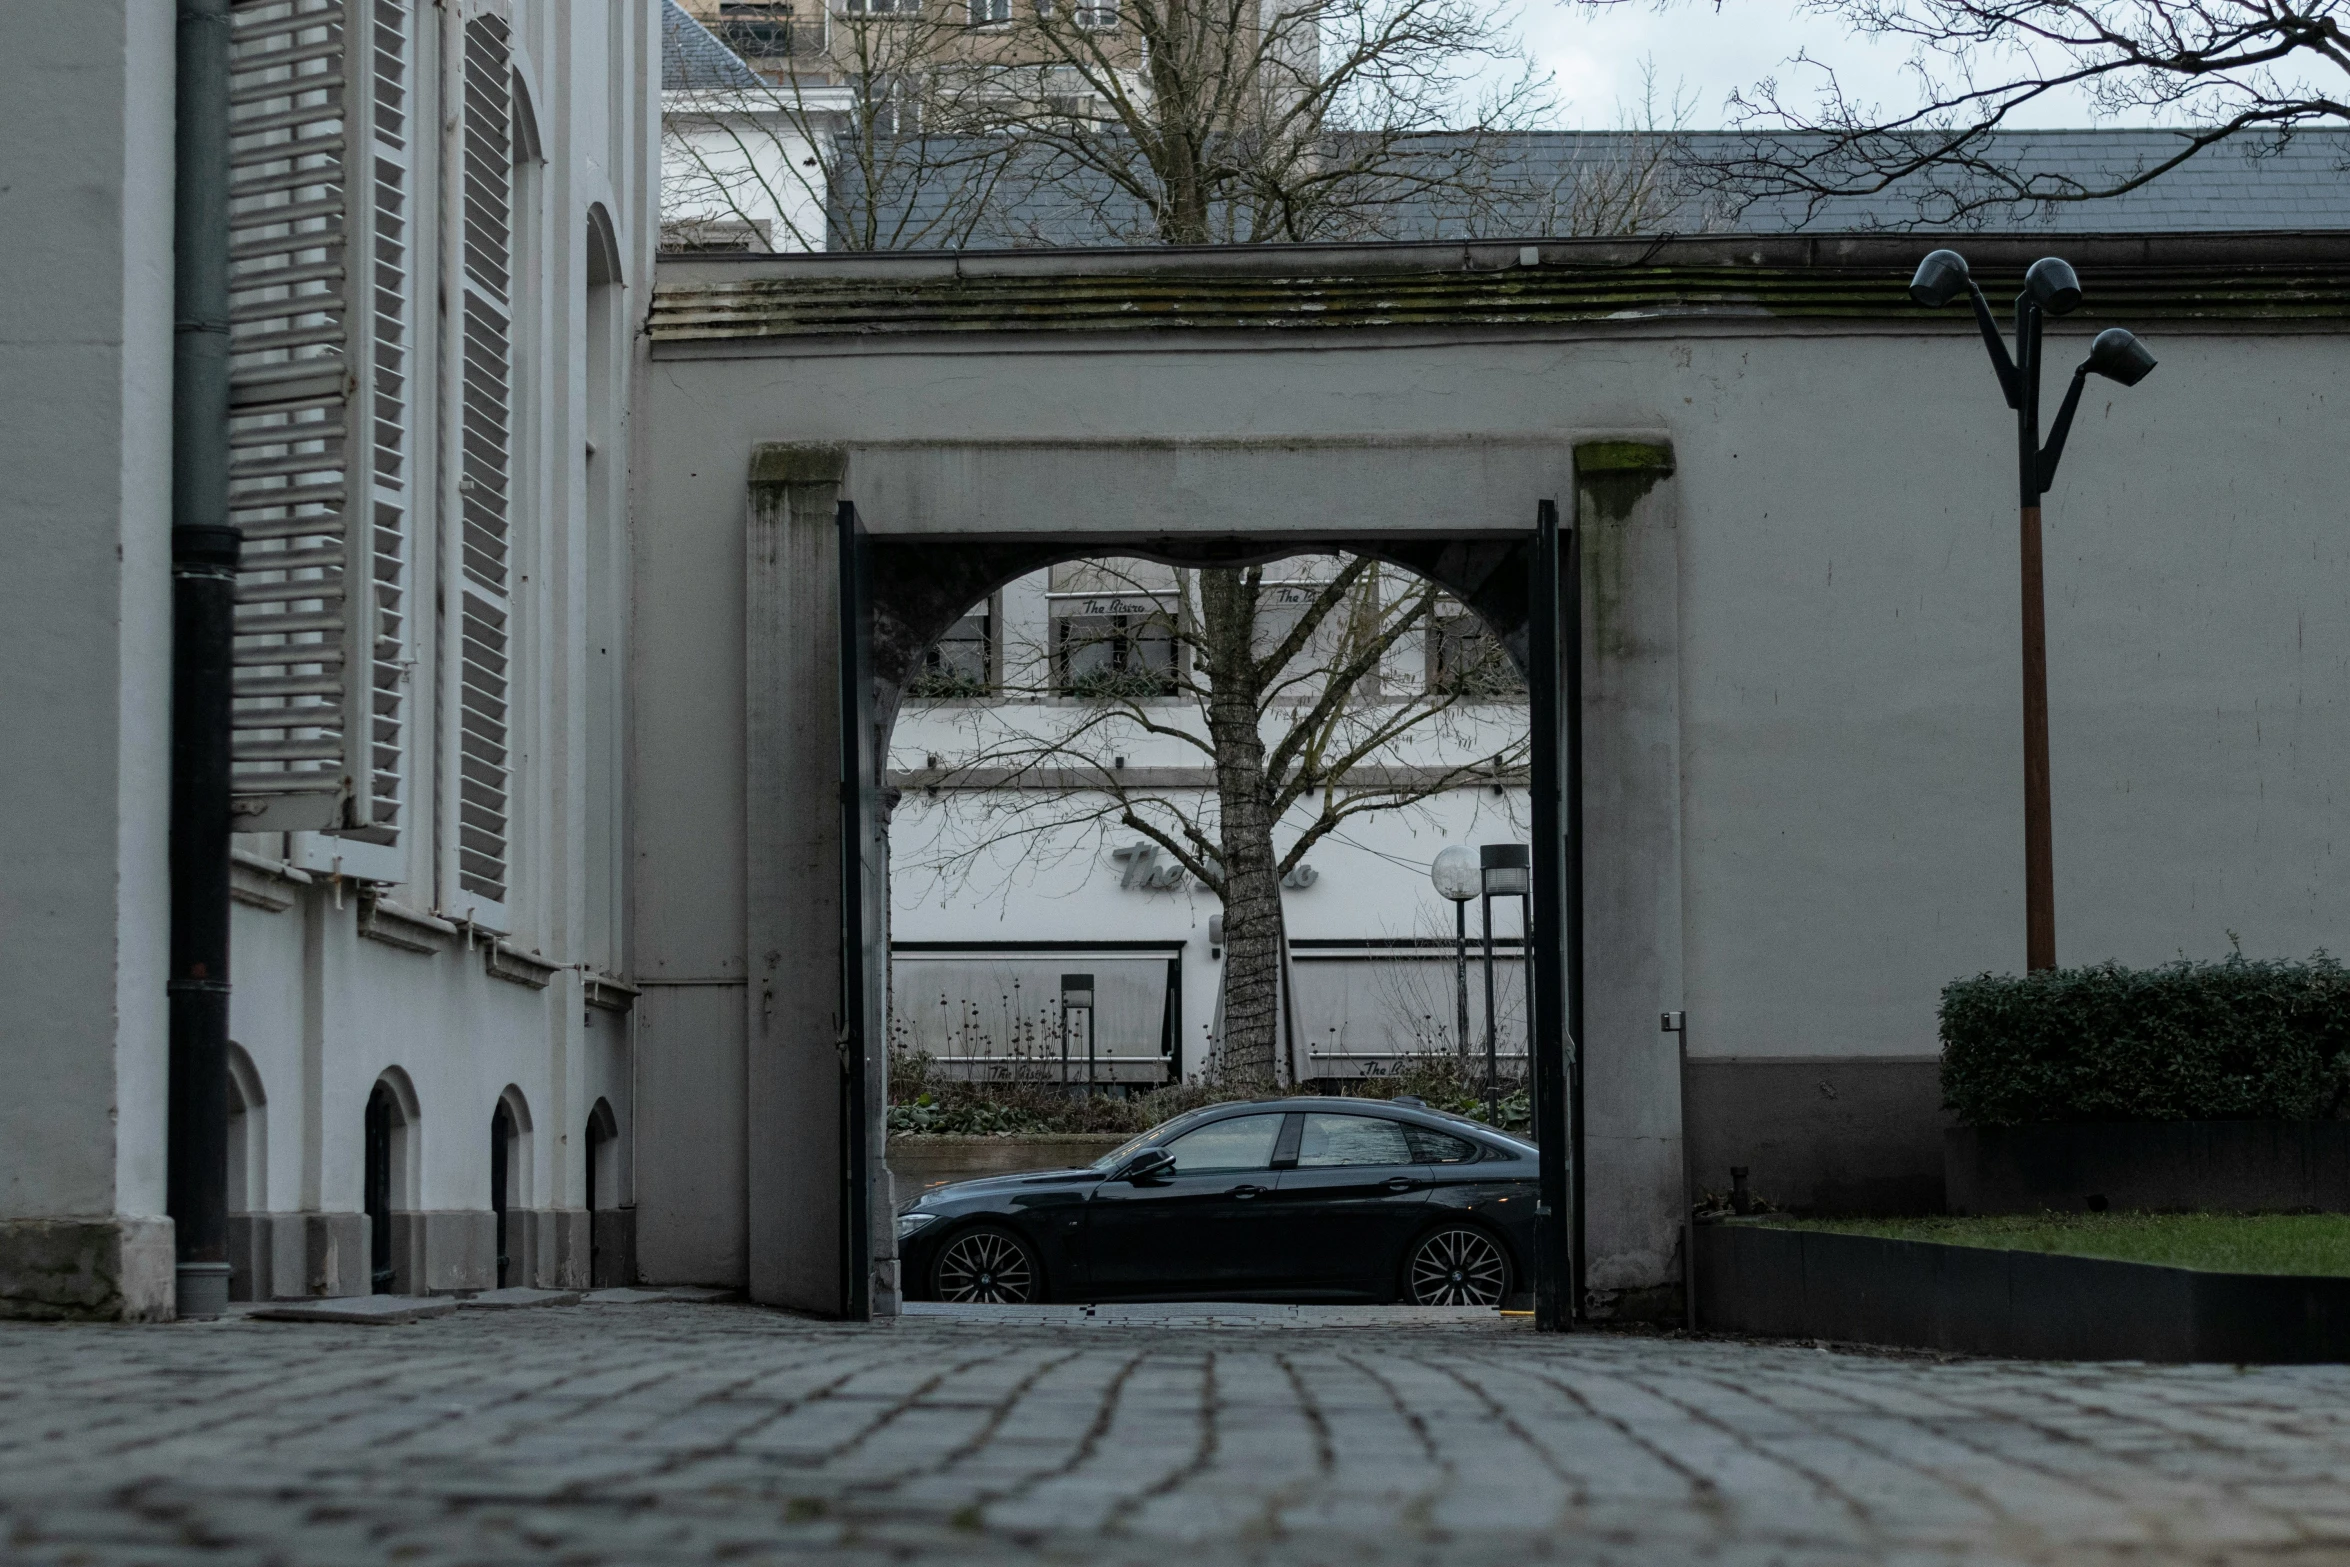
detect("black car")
(896, 1097), (1536, 1306)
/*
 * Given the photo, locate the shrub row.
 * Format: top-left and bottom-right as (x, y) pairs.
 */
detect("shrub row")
(1940, 955), (2350, 1126)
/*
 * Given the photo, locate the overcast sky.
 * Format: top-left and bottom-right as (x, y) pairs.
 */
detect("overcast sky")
(1517, 0), (2131, 130)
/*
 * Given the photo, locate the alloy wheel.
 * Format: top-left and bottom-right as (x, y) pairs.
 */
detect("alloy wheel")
(1407, 1226), (1508, 1306)
(933, 1228), (1037, 1304)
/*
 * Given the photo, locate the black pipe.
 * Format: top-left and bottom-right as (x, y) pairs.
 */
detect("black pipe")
(167, 0), (237, 1321)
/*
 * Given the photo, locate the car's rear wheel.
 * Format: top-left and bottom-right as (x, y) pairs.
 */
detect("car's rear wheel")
(1405, 1224), (1510, 1306)
(930, 1225), (1042, 1305)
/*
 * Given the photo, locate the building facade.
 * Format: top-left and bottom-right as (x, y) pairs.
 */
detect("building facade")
(0, 0), (657, 1318)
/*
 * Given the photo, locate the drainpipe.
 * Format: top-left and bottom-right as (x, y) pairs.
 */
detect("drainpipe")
(166, 0), (237, 1322)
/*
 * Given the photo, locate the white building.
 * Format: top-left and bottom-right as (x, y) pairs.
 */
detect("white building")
(1, 0), (656, 1319)
(885, 557), (1534, 1089)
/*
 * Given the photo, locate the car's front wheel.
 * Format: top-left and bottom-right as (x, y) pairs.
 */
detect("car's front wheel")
(930, 1224), (1043, 1304)
(1404, 1224), (1510, 1306)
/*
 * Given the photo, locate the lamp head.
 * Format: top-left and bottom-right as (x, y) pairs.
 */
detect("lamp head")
(2025, 256), (2083, 316)
(1430, 844), (1479, 902)
(1908, 249), (1972, 308)
(1479, 842), (1530, 897)
(2082, 327), (2156, 386)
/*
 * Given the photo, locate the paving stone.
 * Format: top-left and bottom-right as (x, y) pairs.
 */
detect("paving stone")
(9, 1306), (2350, 1564)
(459, 1287), (585, 1310)
(245, 1295), (458, 1324)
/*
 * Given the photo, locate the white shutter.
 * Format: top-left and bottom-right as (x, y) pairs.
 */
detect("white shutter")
(226, 0), (411, 836)
(448, 6), (514, 912)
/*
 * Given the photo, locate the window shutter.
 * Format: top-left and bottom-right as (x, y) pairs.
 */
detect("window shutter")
(226, 0), (412, 836)
(451, 7), (514, 909)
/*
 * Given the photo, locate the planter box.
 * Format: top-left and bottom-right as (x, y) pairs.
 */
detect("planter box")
(1947, 1121), (2350, 1215)
(1696, 1221), (2350, 1362)
(888, 1133), (1129, 1203)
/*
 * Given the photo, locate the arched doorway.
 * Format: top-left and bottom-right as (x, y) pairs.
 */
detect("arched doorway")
(364, 1070), (420, 1294)
(741, 442), (1600, 1324)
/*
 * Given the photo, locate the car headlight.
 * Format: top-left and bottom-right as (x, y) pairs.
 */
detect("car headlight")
(896, 1211), (940, 1241)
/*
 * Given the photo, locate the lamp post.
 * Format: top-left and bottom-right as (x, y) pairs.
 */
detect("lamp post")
(1430, 846), (1479, 1064)
(1479, 844), (1531, 1125)
(1908, 250), (2156, 972)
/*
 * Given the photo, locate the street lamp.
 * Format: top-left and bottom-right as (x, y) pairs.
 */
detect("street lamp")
(1429, 845), (1479, 1065)
(1479, 844), (1530, 1126)
(1908, 249), (2156, 972)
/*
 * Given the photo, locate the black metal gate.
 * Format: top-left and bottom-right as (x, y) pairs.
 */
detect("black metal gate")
(837, 501), (883, 1319)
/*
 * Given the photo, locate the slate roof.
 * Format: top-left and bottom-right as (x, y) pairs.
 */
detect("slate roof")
(822, 127), (2350, 248)
(662, 0), (765, 93)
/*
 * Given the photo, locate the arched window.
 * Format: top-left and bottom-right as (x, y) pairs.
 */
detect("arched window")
(365, 1068), (420, 1295)
(585, 1097), (620, 1288)
(225, 1043), (268, 1215)
(491, 1086), (533, 1288)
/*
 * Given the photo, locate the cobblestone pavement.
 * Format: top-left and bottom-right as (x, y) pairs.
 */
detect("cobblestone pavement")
(7, 1302), (2350, 1566)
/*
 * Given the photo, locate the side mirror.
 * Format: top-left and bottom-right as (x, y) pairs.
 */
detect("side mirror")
(1115, 1147), (1176, 1183)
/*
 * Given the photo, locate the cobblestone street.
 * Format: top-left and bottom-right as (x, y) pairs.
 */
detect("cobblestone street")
(7, 1301), (2350, 1566)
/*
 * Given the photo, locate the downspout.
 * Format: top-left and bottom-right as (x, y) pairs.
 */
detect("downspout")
(166, 0), (237, 1322)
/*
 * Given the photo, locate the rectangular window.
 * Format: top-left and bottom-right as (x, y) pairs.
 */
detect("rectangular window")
(1426, 612), (1526, 697)
(1052, 596), (1177, 700)
(908, 611), (993, 698)
(1074, 1), (1116, 25)
(968, 0), (1011, 22)
(718, 1), (820, 57)
(845, 0), (921, 15)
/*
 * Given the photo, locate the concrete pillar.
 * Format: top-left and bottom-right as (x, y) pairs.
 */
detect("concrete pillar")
(0, 1), (179, 1322)
(744, 445), (853, 1313)
(1574, 441), (1689, 1320)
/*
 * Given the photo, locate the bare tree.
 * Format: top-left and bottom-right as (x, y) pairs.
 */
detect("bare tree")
(954, 0), (1576, 243)
(900, 556), (1530, 1086)
(1700, 0), (2350, 221)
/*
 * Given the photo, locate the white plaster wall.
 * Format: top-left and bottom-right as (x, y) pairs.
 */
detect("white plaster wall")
(641, 313), (2350, 1290)
(647, 325), (2350, 1050)
(0, 0), (175, 1224)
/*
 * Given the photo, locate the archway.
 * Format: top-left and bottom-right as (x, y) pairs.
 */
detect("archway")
(735, 440), (1649, 1323)
(586, 1098), (621, 1285)
(491, 1087), (532, 1289)
(364, 1069), (420, 1294)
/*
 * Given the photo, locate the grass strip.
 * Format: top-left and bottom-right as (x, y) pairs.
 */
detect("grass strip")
(1772, 1212), (2350, 1277)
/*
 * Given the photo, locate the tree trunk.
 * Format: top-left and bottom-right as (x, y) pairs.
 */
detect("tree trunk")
(1199, 568), (1283, 1083)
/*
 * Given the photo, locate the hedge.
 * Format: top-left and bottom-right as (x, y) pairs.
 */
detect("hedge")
(1940, 956), (2350, 1126)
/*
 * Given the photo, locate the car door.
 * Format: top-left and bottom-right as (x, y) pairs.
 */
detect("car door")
(1082, 1111), (1290, 1298)
(1266, 1112), (1430, 1296)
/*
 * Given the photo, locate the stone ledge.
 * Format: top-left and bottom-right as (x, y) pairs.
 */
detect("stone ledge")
(485, 940), (559, 989)
(357, 894), (455, 955)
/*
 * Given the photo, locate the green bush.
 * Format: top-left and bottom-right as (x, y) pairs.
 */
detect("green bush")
(1940, 955), (2350, 1126)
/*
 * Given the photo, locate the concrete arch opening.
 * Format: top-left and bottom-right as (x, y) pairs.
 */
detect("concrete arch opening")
(720, 440), (1686, 1323)
(881, 545), (1537, 1093)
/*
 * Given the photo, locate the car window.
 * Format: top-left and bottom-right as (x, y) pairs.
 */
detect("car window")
(1404, 1125), (1478, 1164)
(1163, 1113), (1286, 1174)
(1088, 1106), (1219, 1171)
(1294, 1113), (1413, 1168)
